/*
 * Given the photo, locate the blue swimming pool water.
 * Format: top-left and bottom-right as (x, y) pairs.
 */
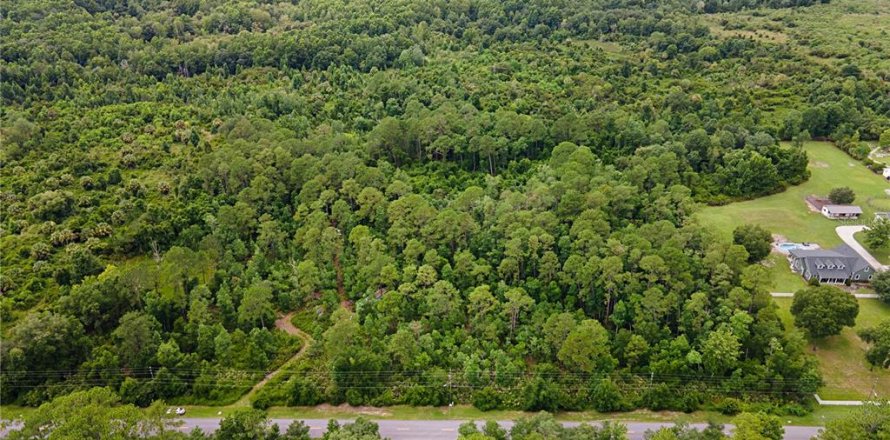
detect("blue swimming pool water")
(778, 242), (803, 250)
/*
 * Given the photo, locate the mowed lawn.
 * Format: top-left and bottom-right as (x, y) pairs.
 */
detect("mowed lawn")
(762, 253), (809, 293)
(855, 230), (890, 266)
(774, 297), (890, 400)
(698, 141), (890, 248)
(698, 141), (890, 291)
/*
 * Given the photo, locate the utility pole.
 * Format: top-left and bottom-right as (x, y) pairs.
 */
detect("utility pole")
(447, 370), (454, 407)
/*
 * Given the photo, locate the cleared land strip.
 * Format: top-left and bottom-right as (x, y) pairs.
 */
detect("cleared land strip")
(235, 313), (314, 406)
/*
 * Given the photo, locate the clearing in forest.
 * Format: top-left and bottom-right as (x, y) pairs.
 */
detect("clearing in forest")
(698, 141), (890, 290)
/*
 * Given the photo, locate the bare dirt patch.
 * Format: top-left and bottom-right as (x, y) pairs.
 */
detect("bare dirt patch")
(805, 195), (829, 213)
(811, 161), (830, 168)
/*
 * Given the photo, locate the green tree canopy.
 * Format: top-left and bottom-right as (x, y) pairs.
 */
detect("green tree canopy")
(790, 286), (859, 340)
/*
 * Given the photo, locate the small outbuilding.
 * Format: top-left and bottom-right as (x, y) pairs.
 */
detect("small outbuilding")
(821, 204), (862, 220)
(883, 167), (890, 181)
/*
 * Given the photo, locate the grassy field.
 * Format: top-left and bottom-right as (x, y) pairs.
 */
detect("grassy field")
(762, 253), (809, 293)
(774, 297), (890, 400)
(698, 141), (890, 291)
(855, 230), (890, 266)
(706, 0), (890, 74)
(698, 141), (890, 246)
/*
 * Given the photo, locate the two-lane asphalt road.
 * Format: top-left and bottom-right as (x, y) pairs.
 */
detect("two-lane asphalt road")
(173, 418), (823, 440)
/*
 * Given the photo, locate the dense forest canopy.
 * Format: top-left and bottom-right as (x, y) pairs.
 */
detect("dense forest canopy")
(1, 0), (888, 414)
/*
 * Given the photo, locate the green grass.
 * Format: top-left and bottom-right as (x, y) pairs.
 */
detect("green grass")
(698, 141), (890, 246)
(774, 297), (890, 400)
(854, 230), (890, 266)
(699, 141), (890, 291)
(762, 253), (809, 293)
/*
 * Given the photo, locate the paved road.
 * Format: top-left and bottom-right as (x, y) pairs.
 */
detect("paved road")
(836, 225), (888, 271)
(0, 418), (826, 439)
(170, 418), (823, 440)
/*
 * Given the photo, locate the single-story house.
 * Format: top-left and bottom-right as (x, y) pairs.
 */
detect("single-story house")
(821, 204), (863, 220)
(883, 167), (890, 181)
(789, 244), (874, 284)
(876, 212), (890, 221)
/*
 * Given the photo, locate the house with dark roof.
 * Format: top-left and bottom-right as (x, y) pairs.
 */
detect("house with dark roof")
(789, 244), (875, 284)
(821, 204), (863, 220)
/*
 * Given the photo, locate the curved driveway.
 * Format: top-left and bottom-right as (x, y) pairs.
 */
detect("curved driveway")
(836, 225), (888, 271)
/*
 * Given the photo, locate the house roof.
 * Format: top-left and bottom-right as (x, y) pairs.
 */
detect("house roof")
(876, 212), (890, 220)
(823, 205), (863, 214)
(790, 244), (873, 279)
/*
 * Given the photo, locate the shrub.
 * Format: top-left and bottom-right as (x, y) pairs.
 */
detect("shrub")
(716, 397), (744, 415)
(287, 377), (322, 406)
(828, 186), (855, 204)
(472, 387), (502, 411)
(733, 224), (772, 262)
(589, 378), (629, 412)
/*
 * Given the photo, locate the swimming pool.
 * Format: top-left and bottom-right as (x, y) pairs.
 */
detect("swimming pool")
(778, 242), (804, 250)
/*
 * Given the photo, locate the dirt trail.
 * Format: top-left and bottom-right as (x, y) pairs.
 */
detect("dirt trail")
(235, 312), (314, 406)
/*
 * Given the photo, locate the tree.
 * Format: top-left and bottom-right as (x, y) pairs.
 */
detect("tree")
(644, 422), (727, 440)
(291, 259), (322, 302)
(113, 311), (162, 370)
(322, 417), (384, 440)
(731, 412), (783, 440)
(283, 420), (313, 440)
(873, 271), (890, 304)
(543, 312), (576, 357)
(217, 408), (278, 440)
(732, 224), (772, 262)
(238, 281), (275, 329)
(701, 326), (741, 375)
(865, 218), (890, 249)
(717, 150), (780, 198)
(828, 187), (856, 205)
(502, 288), (534, 336)
(3, 311), (87, 373)
(814, 403), (890, 439)
(859, 321), (890, 369)
(557, 319), (616, 373)
(880, 129), (890, 149)
(791, 286), (859, 340)
(7, 388), (183, 440)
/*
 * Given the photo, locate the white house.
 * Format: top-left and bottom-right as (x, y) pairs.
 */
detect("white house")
(883, 167), (890, 181)
(821, 204), (863, 220)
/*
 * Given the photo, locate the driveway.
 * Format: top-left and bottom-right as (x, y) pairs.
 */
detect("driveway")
(836, 225), (888, 271)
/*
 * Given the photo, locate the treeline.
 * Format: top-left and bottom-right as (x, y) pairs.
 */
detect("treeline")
(1, 0), (885, 413)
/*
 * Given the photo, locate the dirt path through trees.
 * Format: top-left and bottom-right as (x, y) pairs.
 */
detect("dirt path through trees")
(235, 313), (314, 406)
